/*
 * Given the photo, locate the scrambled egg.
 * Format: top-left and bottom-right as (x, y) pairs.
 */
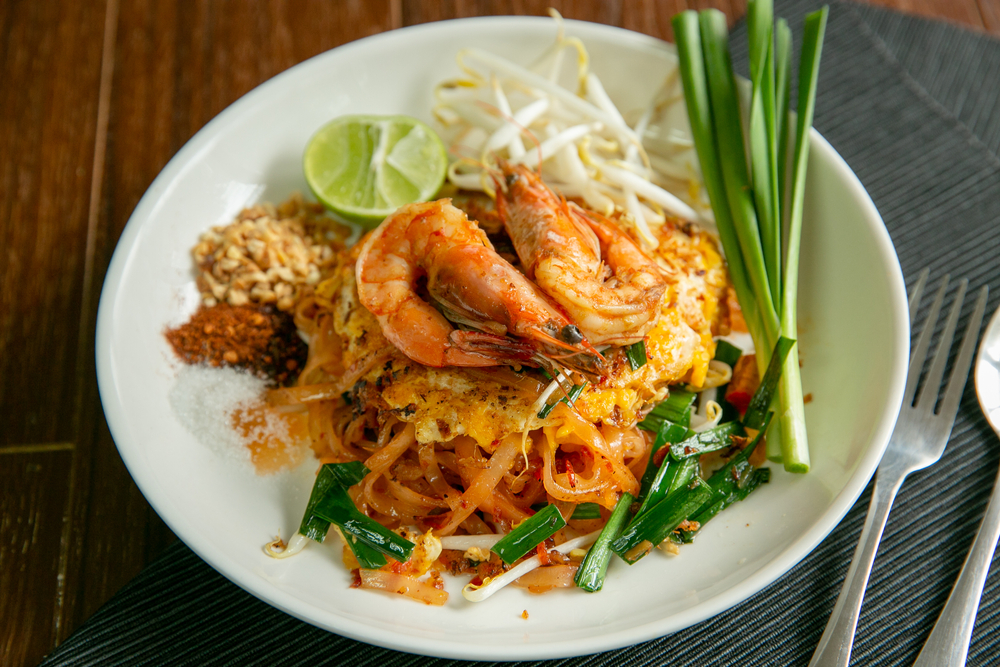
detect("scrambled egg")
(321, 219), (727, 448)
(575, 221), (728, 426)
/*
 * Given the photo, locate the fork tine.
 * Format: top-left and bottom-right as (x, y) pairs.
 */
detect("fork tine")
(905, 275), (950, 405)
(937, 285), (989, 421)
(908, 267), (930, 326)
(915, 279), (967, 409)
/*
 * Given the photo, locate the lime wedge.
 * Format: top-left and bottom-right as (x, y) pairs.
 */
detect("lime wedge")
(303, 114), (448, 227)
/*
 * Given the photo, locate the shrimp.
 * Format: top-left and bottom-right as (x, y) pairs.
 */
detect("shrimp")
(494, 161), (668, 345)
(355, 199), (604, 373)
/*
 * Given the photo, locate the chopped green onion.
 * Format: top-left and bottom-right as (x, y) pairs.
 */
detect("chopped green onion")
(625, 340), (648, 371)
(571, 503), (603, 520)
(637, 419), (691, 501)
(611, 478), (715, 564)
(298, 462), (370, 542)
(574, 492), (634, 592)
(298, 465), (342, 543)
(738, 466), (772, 500)
(537, 382), (586, 419)
(328, 460), (369, 487)
(491, 504), (566, 565)
(668, 420), (747, 460)
(312, 485), (414, 564)
(635, 456), (700, 519)
(338, 533), (388, 570)
(679, 467), (771, 544)
(713, 339), (743, 368)
(295, 462), (388, 568)
(639, 389), (697, 431)
(742, 336), (794, 430)
(713, 340), (743, 423)
(679, 413), (774, 543)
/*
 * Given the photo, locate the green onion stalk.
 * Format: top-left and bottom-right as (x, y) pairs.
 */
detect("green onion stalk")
(672, 3), (827, 472)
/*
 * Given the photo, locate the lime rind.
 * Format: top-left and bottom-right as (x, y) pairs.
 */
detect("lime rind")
(303, 114), (448, 227)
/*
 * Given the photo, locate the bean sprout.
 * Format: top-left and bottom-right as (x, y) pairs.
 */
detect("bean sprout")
(433, 11), (709, 250)
(462, 530), (600, 602)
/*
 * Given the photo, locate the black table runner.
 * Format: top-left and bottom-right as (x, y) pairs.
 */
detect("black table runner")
(42, 1), (1000, 664)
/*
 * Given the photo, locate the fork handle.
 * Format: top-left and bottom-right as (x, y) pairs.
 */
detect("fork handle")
(808, 468), (907, 667)
(912, 465), (1000, 667)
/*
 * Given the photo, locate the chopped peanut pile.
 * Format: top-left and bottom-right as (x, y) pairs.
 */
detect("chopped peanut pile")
(193, 193), (346, 311)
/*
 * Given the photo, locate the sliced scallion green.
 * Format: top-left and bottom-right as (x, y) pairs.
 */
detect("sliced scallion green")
(637, 419), (691, 502)
(626, 340), (648, 371)
(571, 503), (603, 520)
(639, 389), (697, 431)
(574, 492), (634, 592)
(713, 339), (743, 368)
(742, 336), (794, 431)
(329, 460), (369, 487)
(635, 456), (700, 519)
(490, 504), (566, 565)
(298, 462), (370, 542)
(537, 382), (586, 419)
(679, 413), (774, 543)
(668, 420), (747, 460)
(611, 478), (715, 564)
(313, 485), (414, 563)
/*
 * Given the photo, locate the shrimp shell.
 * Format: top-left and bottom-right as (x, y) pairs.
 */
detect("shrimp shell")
(495, 161), (667, 345)
(356, 199), (604, 373)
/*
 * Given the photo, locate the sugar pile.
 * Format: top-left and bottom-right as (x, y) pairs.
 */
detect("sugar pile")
(170, 364), (272, 464)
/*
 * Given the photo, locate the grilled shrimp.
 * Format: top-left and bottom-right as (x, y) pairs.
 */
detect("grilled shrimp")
(355, 199), (604, 373)
(494, 161), (667, 345)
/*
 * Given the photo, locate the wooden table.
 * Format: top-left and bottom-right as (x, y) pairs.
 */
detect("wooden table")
(2, 1), (997, 665)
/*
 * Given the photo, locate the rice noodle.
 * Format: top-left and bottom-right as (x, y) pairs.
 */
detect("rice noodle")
(356, 569), (449, 606)
(435, 434), (523, 535)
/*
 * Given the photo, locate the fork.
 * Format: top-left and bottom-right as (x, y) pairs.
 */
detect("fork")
(808, 271), (990, 667)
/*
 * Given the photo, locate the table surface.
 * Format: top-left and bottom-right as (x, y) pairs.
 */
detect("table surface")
(3, 1), (999, 665)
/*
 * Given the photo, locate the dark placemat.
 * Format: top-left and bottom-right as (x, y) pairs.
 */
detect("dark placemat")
(854, 2), (1000, 163)
(43, 1), (1000, 665)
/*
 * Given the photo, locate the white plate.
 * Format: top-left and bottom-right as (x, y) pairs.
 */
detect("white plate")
(95, 16), (909, 661)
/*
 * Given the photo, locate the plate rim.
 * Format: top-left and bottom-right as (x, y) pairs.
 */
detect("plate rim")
(95, 15), (910, 660)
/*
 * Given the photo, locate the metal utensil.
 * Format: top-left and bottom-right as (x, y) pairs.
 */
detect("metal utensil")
(808, 272), (989, 667)
(912, 299), (1000, 667)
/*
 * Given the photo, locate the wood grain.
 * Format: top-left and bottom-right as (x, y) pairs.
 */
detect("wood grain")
(860, 0), (986, 28)
(59, 0), (401, 641)
(979, 0), (1000, 32)
(0, 448), (74, 667)
(1, 1), (995, 666)
(0, 0), (106, 447)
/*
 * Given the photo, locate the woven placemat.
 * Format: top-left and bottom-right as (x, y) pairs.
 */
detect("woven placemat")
(43, 1), (1000, 664)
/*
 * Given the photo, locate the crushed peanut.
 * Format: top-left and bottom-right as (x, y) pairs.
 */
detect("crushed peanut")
(463, 546), (493, 562)
(193, 193), (348, 311)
